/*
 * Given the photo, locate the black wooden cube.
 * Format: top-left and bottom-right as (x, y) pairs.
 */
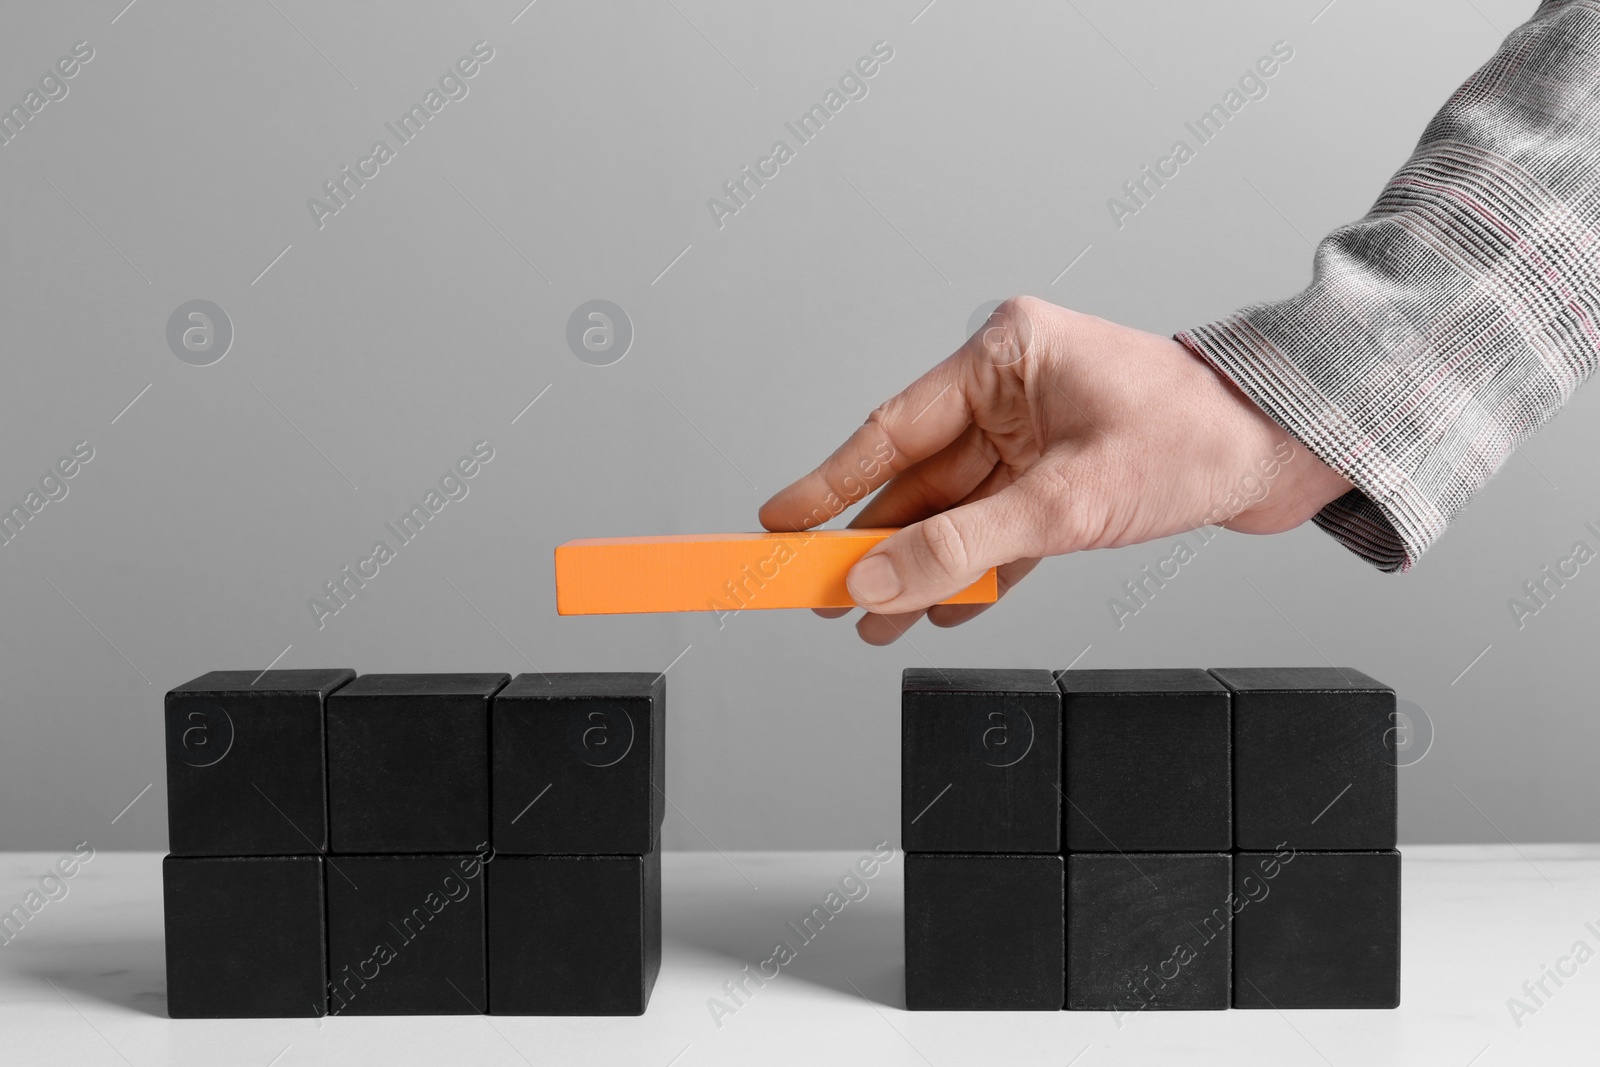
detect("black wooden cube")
(164, 855), (326, 1018)
(1211, 667), (1396, 849)
(165, 669), (354, 855)
(325, 853), (489, 1015)
(1058, 669), (1231, 852)
(901, 669), (1061, 853)
(1066, 852), (1231, 1011)
(488, 851), (662, 1015)
(492, 673), (664, 855)
(1232, 849), (1400, 1009)
(326, 673), (508, 853)
(904, 853), (1064, 1010)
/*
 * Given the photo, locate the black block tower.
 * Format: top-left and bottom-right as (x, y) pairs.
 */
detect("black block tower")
(163, 669), (664, 1018)
(1210, 667), (1400, 1010)
(901, 664), (1401, 1012)
(901, 668), (1064, 1010)
(1059, 668), (1234, 1011)
(487, 672), (665, 1015)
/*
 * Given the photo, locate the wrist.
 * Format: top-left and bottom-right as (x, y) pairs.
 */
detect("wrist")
(1210, 363), (1354, 535)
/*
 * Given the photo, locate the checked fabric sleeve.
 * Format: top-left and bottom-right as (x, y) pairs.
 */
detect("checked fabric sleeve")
(1176, 0), (1600, 571)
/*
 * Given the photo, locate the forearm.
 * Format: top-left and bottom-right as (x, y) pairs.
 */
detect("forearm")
(1178, 0), (1600, 571)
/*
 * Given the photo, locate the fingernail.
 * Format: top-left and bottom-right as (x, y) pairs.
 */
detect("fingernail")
(848, 554), (902, 606)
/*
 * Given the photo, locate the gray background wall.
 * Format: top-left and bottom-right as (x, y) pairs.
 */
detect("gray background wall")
(1, 0), (1591, 852)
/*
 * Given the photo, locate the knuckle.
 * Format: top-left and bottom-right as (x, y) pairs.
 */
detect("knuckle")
(997, 295), (1044, 344)
(862, 405), (902, 457)
(863, 402), (895, 438)
(918, 512), (972, 577)
(996, 294), (1044, 323)
(972, 296), (1055, 369)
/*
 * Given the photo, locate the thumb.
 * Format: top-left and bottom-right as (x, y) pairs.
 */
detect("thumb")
(845, 482), (1049, 614)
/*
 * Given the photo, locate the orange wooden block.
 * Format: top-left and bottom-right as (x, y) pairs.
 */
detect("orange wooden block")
(555, 530), (999, 616)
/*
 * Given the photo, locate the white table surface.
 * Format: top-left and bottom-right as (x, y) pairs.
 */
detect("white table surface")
(0, 847), (1594, 1066)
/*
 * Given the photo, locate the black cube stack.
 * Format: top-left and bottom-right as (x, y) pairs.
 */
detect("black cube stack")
(1212, 667), (1400, 1010)
(1062, 669), (1234, 1010)
(163, 669), (664, 1018)
(902, 666), (1400, 1012)
(901, 669), (1066, 1010)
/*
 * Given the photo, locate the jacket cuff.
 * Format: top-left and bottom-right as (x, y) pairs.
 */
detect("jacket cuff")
(1175, 320), (1443, 572)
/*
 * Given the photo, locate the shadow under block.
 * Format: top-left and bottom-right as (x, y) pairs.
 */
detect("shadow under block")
(488, 851), (662, 1015)
(1058, 669), (1231, 852)
(904, 853), (1064, 1011)
(492, 673), (664, 855)
(165, 669), (355, 855)
(554, 531), (998, 615)
(1066, 853), (1231, 1011)
(1210, 667), (1397, 850)
(325, 853), (488, 1015)
(326, 673), (508, 853)
(164, 855), (326, 1018)
(1232, 850), (1401, 1009)
(901, 668), (1061, 853)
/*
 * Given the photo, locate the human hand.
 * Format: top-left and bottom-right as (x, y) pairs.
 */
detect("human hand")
(758, 297), (1354, 644)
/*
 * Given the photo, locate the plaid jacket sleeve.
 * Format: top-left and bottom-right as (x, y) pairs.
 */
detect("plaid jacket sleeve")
(1175, 0), (1600, 572)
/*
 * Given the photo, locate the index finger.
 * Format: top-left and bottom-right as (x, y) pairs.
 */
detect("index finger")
(758, 353), (975, 533)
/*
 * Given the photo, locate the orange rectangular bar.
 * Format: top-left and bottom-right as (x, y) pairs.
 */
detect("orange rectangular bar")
(555, 530), (998, 616)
